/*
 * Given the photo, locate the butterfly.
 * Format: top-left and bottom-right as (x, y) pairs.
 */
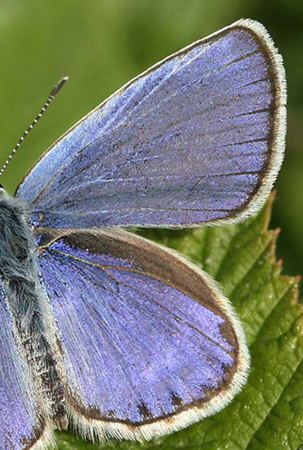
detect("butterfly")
(0, 18), (286, 449)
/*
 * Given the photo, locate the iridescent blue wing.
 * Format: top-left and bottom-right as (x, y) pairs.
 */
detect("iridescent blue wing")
(36, 227), (249, 440)
(16, 19), (286, 228)
(0, 284), (52, 449)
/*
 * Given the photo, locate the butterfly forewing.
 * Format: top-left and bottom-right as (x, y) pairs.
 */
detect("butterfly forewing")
(16, 20), (285, 229)
(36, 227), (249, 440)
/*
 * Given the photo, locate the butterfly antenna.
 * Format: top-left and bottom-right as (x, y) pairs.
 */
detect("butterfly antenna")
(0, 75), (69, 178)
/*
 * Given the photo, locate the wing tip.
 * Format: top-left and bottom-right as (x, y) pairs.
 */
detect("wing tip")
(206, 18), (286, 226)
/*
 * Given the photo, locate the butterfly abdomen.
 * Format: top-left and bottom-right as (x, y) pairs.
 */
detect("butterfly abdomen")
(0, 191), (68, 429)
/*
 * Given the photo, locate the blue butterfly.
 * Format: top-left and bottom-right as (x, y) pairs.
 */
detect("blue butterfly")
(0, 19), (286, 449)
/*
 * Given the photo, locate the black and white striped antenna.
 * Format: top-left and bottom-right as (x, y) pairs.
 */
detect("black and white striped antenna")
(0, 76), (68, 178)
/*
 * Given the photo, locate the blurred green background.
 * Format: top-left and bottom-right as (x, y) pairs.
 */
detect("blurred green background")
(0, 0), (301, 278)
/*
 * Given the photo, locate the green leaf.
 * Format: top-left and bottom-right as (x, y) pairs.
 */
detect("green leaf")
(55, 194), (303, 450)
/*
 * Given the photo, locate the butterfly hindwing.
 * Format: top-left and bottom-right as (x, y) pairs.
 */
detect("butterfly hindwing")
(36, 227), (249, 440)
(16, 19), (285, 229)
(0, 283), (52, 450)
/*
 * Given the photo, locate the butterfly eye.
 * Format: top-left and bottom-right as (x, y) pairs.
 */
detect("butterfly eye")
(0, 185), (6, 200)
